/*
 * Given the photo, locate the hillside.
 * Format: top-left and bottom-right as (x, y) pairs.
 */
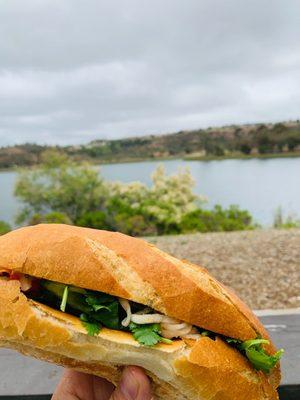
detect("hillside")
(1, 120), (300, 168)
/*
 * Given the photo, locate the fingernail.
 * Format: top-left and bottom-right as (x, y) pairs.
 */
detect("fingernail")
(119, 368), (140, 399)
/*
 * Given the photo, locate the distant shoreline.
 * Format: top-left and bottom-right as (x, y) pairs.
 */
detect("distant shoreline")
(1, 119), (299, 169)
(184, 151), (300, 161)
(0, 151), (299, 173)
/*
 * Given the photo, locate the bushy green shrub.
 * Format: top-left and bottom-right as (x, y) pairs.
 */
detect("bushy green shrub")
(180, 205), (255, 233)
(0, 221), (11, 235)
(76, 211), (109, 230)
(113, 213), (157, 237)
(107, 165), (202, 235)
(14, 152), (257, 236)
(29, 212), (72, 225)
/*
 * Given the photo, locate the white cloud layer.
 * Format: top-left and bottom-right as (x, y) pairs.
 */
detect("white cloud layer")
(0, 0), (300, 145)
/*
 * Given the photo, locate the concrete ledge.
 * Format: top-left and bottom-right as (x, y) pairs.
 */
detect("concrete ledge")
(254, 308), (300, 316)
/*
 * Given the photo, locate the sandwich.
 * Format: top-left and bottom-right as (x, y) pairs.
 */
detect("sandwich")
(0, 224), (283, 399)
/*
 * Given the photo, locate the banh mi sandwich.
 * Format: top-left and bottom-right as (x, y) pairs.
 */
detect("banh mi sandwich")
(0, 224), (283, 400)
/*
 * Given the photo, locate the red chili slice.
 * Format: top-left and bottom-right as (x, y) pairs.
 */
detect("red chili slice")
(9, 272), (22, 280)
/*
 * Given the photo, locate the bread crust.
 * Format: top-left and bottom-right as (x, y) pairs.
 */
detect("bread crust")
(0, 279), (280, 400)
(0, 224), (272, 342)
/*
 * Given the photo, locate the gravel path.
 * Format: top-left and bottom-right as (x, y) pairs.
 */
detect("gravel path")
(146, 229), (300, 310)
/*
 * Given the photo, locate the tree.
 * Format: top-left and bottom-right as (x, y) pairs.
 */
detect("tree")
(0, 221), (11, 235)
(240, 142), (252, 155)
(258, 134), (273, 154)
(15, 150), (108, 224)
(286, 136), (299, 151)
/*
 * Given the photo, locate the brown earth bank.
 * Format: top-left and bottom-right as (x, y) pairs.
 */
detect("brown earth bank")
(146, 229), (300, 310)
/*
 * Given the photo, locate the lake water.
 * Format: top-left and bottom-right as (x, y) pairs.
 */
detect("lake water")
(0, 158), (299, 227)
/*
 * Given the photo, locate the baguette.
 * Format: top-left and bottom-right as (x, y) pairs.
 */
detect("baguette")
(0, 224), (281, 399)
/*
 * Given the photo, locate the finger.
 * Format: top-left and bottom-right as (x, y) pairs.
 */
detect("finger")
(52, 370), (84, 400)
(52, 369), (114, 400)
(93, 374), (115, 400)
(110, 366), (152, 400)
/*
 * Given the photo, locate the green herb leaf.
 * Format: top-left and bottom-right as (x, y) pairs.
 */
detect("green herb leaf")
(91, 301), (120, 329)
(81, 321), (101, 336)
(80, 313), (89, 322)
(240, 338), (270, 350)
(241, 339), (284, 373)
(60, 286), (69, 312)
(93, 304), (111, 312)
(245, 347), (284, 373)
(225, 336), (283, 373)
(129, 322), (172, 347)
(86, 296), (111, 312)
(80, 314), (101, 336)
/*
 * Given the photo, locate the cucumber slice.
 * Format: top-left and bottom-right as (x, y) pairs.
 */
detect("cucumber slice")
(41, 280), (91, 313)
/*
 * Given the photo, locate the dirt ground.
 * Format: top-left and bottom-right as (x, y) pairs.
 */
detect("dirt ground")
(146, 229), (300, 310)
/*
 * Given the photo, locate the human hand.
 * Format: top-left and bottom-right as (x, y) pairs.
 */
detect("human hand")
(52, 366), (153, 400)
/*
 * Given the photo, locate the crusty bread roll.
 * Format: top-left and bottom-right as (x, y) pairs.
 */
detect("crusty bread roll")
(0, 224), (280, 399)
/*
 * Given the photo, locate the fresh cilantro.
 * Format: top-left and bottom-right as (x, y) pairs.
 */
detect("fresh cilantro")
(84, 293), (120, 329)
(91, 301), (120, 329)
(60, 286), (69, 312)
(80, 313), (89, 322)
(92, 304), (111, 312)
(86, 297), (111, 312)
(82, 321), (101, 336)
(225, 336), (283, 373)
(80, 314), (101, 336)
(241, 339), (284, 373)
(129, 322), (172, 347)
(129, 322), (161, 346)
(241, 338), (269, 349)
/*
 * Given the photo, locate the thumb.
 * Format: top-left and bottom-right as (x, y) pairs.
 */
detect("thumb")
(110, 366), (152, 400)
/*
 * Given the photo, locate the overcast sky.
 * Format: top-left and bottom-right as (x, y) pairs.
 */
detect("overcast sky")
(0, 0), (300, 145)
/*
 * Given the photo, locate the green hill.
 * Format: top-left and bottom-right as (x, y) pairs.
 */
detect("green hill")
(1, 120), (300, 168)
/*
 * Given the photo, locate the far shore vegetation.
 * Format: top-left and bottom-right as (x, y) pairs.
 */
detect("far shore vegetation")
(184, 150), (300, 161)
(0, 150), (299, 236)
(0, 120), (299, 169)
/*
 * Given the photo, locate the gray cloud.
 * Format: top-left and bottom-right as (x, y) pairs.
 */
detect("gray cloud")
(0, 0), (300, 145)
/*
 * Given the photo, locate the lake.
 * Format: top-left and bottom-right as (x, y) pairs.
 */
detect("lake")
(0, 157), (299, 227)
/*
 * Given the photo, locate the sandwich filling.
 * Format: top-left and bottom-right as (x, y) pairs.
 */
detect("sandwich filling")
(0, 270), (283, 374)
